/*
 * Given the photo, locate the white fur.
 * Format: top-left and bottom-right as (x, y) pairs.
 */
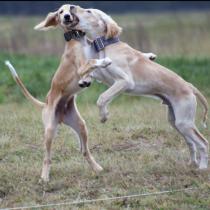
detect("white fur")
(5, 60), (18, 78)
(74, 7), (209, 170)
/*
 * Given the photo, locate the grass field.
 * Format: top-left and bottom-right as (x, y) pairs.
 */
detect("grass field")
(0, 53), (210, 104)
(0, 54), (210, 209)
(0, 11), (210, 57)
(0, 11), (210, 209)
(0, 98), (210, 209)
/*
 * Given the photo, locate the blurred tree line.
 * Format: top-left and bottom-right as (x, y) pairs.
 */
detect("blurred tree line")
(0, 1), (210, 15)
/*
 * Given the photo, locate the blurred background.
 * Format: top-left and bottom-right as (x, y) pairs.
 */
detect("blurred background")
(0, 1), (210, 103)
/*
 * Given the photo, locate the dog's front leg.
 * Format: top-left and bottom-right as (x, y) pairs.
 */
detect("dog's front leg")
(97, 79), (134, 123)
(142, 53), (157, 61)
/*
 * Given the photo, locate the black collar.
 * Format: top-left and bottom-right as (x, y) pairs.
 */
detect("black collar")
(92, 36), (120, 52)
(64, 30), (86, 42)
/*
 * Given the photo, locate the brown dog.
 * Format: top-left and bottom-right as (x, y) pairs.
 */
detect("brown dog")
(5, 4), (157, 181)
(5, 5), (104, 182)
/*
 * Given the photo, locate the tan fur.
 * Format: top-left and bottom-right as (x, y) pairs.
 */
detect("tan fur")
(96, 10), (122, 38)
(6, 5), (159, 181)
(34, 11), (58, 31)
(72, 7), (209, 170)
(15, 76), (45, 108)
(78, 59), (97, 76)
(71, 6), (122, 39)
(188, 83), (208, 126)
(91, 8), (122, 38)
(74, 9), (208, 125)
(7, 5), (106, 182)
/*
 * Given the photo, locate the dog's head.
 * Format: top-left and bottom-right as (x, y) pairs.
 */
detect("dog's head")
(69, 6), (122, 39)
(34, 4), (79, 31)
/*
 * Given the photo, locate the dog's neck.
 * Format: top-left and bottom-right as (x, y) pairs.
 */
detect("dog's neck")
(79, 30), (100, 41)
(64, 30), (111, 61)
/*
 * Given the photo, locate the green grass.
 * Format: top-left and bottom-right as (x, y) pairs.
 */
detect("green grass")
(0, 53), (210, 104)
(0, 98), (210, 209)
(0, 54), (210, 209)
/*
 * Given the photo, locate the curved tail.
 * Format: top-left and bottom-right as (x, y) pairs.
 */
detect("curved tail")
(189, 83), (208, 128)
(5, 61), (45, 109)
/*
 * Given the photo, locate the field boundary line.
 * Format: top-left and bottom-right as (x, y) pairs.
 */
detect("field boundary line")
(0, 187), (197, 210)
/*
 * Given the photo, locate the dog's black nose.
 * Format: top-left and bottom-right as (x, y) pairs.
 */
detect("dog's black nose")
(64, 14), (71, 21)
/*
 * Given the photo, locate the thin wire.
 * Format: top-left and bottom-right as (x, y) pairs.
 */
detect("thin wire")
(1, 187), (197, 210)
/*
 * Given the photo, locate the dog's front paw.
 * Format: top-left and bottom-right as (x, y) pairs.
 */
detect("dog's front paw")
(102, 57), (112, 67)
(92, 163), (104, 173)
(99, 107), (109, 123)
(148, 53), (157, 61)
(97, 97), (109, 123)
(100, 115), (108, 123)
(40, 175), (50, 182)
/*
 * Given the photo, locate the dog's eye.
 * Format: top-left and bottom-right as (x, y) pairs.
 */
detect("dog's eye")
(70, 6), (75, 10)
(87, 10), (91, 13)
(59, 10), (63, 14)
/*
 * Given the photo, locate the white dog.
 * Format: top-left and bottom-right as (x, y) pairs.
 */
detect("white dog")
(69, 6), (209, 170)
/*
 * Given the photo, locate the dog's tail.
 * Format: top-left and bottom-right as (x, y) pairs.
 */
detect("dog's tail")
(5, 61), (45, 109)
(189, 83), (208, 128)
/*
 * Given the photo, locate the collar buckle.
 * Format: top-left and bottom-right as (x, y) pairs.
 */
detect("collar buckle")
(93, 37), (105, 52)
(73, 31), (80, 39)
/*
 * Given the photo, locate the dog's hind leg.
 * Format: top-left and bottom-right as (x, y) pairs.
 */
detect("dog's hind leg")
(182, 136), (198, 167)
(97, 78), (134, 123)
(41, 105), (59, 182)
(175, 126), (198, 167)
(173, 95), (208, 169)
(169, 103), (198, 166)
(192, 128), (209, 169)
(63, 97), (103, 173)
(159, 94), (198, 167)
(176, 123), (208, 169)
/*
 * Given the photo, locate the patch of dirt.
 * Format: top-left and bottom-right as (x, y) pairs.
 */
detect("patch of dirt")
(111, 136), (164, 151)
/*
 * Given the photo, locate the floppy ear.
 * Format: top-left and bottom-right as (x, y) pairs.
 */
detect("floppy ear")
(34, 11), (58, 31)
(98, 11), (122, 38)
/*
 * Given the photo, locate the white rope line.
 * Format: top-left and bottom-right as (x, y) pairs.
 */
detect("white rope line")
(1, 187), (197, 210)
